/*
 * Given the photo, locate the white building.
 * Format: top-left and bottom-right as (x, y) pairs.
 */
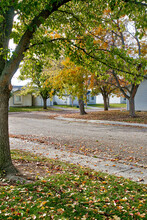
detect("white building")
(9, 86), (32, 107)
(9, 86), (96, 107)
(96, 94), (126, 104)
(127, 79), (147, 111)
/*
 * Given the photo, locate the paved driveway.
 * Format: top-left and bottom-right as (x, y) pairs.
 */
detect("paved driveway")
(9, 111), (147, 165)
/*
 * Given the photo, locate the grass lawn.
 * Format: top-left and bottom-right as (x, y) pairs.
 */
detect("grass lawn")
(88, 103), (126, 108)
(0, 150), (146, 219)
(9, 104), (126, 112)
(53, 104), (78, 109)
(56, 103), (126, 109)
(9, 106), (61, 112)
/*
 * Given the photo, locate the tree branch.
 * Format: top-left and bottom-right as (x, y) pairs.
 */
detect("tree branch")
(3, 6), (15, 50)
(1, 0), (71, 84)
(68, 40), (136, 75)
(112, 70), (130, 99)
(123, 0), (147, 7)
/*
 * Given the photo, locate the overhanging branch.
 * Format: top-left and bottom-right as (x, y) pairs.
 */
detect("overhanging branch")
(1, 0), (71, 83)
(123, 0), (147, 7)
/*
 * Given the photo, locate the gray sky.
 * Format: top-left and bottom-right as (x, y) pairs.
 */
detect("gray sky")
(9, 39), (27, 86)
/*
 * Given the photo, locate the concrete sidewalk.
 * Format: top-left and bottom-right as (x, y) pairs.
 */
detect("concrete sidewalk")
(10, 137), (147, 184)
(55, 116), (147, 128)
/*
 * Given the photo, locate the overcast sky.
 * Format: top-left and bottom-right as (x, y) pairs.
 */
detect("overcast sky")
(9, 39), (28, 86)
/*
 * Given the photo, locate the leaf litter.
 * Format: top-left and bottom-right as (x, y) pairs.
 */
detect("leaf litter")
(9, 133), (147, 166)
(0, 150), (146, 219)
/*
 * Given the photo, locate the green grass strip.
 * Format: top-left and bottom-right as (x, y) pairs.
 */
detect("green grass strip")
(0, 150), (146, 219)
(9, 106), (61, 112)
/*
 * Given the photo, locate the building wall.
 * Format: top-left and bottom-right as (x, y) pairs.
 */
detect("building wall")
(9, 92), (32, 107)
(53, 95), (69, 105)
(33, 96), (52, 107)
(53, 95), (96, 106)
(70, 97), (79, 106)
(120, 97), (126, 104)
(23, 94), (32, 106)
(96, 94), (121, 104)
(86, 94), (96, 104)
(127, 80), (147, 111)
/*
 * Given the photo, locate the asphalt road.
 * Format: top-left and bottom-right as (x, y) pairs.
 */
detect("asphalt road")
(9, 112), (147, 165)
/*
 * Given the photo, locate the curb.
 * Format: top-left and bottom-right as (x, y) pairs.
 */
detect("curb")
(55, 116), (147, 128)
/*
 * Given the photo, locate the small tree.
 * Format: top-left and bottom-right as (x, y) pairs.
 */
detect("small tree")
(51, 58), (89, 115)
(90, 72), (123, 111)
(19, 54), (55, 109)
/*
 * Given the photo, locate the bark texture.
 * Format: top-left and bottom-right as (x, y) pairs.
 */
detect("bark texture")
(102, 93), (109, 111)
(43, 98), (47, 109)
(78, 98), (87, 115)
(129, 96), (135, 117)
(0, 0), (73, 178)
(112, 71), (140, 117)
(128, 85), (139, 117)
(0, 85), (17, 174)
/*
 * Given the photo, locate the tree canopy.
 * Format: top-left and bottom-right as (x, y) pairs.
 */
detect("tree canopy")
(19, 54), (56, 109)
(59, 3), (146, 116)
(51, 58), (89, 101)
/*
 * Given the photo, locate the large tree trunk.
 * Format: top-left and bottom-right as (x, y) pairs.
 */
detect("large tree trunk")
(128, 84), (139, 117)
(0, 85), (17, 175)
(103, 94), (109, 111)
(78, 98), (87, 115)
(129, 96), (136, 117)
(107, 96), (110, 108)
(71, 97), (74, 107)
(43, 97), (47, 109)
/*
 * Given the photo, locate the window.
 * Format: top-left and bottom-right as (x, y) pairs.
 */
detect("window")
(91, 96), (94, 100)
(14, 95), (22, 104)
